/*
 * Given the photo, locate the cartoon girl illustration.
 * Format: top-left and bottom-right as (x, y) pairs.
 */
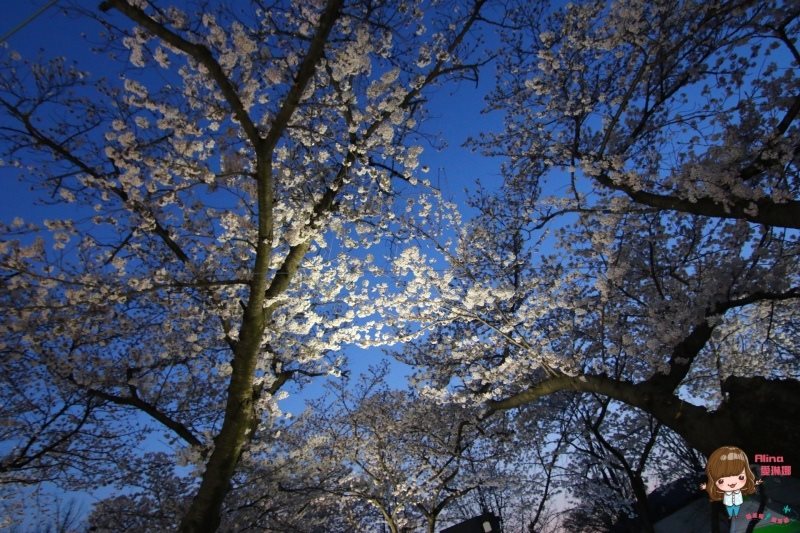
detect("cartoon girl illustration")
(700, 446), (762, 519)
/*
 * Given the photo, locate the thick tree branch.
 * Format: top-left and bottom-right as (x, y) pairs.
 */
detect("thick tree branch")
(261, 0), (344, 154)
(491, 287), (800, 414)
(646, 286), (800, 392)
(642, 320), (715, 393)
(485, 371), (732, 461)
(85, 386), (202, 448)
(595, 172), (800, 229)
(102, 0), (262, 148)
(487, 373), (636, 412)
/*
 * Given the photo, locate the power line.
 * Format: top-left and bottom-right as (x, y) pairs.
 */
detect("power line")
(0, 0), (60, 44)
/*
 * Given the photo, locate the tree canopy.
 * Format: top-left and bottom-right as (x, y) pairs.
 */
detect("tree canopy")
(1, 0), (798, 531)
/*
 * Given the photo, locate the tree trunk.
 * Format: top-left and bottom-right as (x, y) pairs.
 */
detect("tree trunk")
(427, 516), (437, 533)
(629, 474), (655, 533)
(631, 376), (800, 472)
(652, 376), (800, 472)
(178, 308), (265, 532)
(714, 376), (800, 472)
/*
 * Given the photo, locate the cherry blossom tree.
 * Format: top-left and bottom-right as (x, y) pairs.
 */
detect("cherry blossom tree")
(86, 444), (373, 531)
(274, 365), (506, 533)
(86, 452), (195, 532)
(447, 397), (573, 533)
(482, 0), (800, 228)
(395, 0), (800, 478)
(0, 0), (490, 530)
(565, 398), (662, 532)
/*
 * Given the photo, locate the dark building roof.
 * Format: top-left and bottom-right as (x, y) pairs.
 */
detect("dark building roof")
(610, 474), (704, 533)
(440, 512), (502, 533)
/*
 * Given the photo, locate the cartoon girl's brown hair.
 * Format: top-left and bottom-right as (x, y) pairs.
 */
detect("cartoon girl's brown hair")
(704, 446), (757, 501)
